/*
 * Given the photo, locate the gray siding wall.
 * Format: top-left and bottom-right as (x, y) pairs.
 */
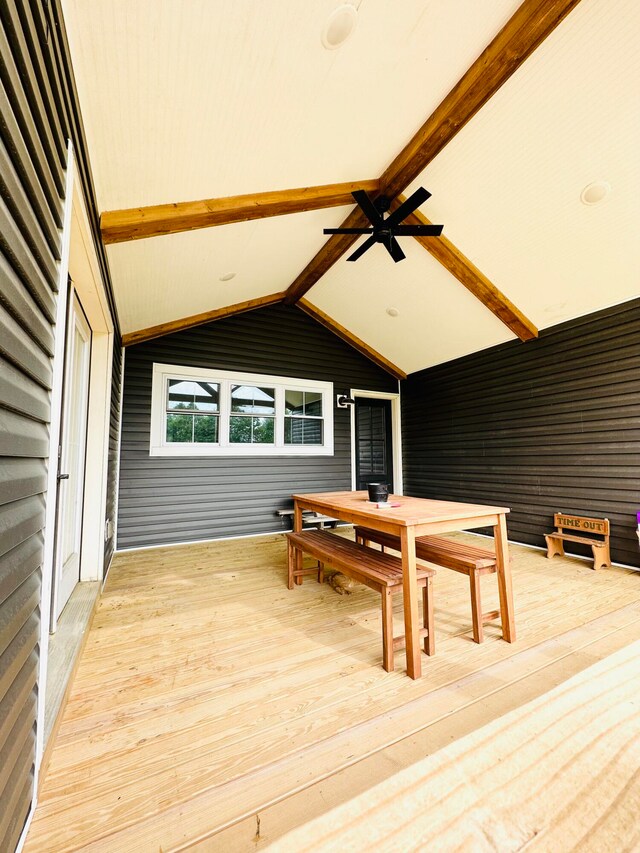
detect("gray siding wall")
(104, 341), (122, 571)
(0, 3), (119, 848)
(402, 298), (640, 568)
(0, 1), (66, 848)
(118, 305), (397, 548)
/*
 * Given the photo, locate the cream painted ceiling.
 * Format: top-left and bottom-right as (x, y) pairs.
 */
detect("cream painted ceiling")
(62, 0), (640, 372)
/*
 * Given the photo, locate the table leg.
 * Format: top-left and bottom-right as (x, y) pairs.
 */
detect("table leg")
(494, 513), (516, 642)
(400, 526), (421, 679)
(293, 501), (303, 585)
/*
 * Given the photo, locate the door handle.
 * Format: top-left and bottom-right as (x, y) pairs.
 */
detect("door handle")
(57, 473), (69, 481)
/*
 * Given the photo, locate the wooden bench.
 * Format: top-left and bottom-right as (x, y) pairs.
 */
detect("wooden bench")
(354, 526), (500, 644)
(286, 530), (435, 672)
(545, 513), (611, 570)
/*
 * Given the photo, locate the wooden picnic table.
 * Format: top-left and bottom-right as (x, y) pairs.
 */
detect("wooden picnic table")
(292, 491), (515, 679)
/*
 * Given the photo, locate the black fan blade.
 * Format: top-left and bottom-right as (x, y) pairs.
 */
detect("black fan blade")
(391, 224), (444, 236)
(347, 234), (377, 262)
(323, 228), (374, 235)
(386, 237), (406, 263)
(386, 186), (432, 227)
(352, 190), (384, 227)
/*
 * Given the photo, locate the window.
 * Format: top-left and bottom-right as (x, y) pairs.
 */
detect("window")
(284, 390), (323, 445)
(150, 364), (333, 456)
(230, 385), (275, 444)
(166, 379), (220, 443)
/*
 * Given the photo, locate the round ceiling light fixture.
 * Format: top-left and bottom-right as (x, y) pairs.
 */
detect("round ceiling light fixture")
(386, 307), (399, 317)
(321, 4), (358, 50)
(219, 272), (236, 282)
(580, 181), (611, 206)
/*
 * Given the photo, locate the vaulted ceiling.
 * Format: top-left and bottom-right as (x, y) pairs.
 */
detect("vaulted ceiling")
(61, 0), (640, 375)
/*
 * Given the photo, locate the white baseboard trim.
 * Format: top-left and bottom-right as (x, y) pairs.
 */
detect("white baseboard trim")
(465, 529), (640, 572)
(115, 525), (639, 572)
(115, 523), (353, 555)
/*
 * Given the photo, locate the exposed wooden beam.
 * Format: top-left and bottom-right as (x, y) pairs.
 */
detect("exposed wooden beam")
(297, 299), (407, 380)
(398, 201), (538, 342)
(101, 180), (379, 245)
(283, 207), (370, 305)
(284, 0), (582, 305)
(122, 292), (285, 347)
(379, 0), (583, 199)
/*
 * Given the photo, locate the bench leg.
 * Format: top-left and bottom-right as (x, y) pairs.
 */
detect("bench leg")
(545, 534), (565, 559)
(287, 539), (295, 590)
(591, 543), (610, 570)
(469, 569), (483, 644)
(294, 544), (304, 585)
(423, 578), (435, 656)
(317, 561), (325, 584)
(381, 588), (394, 672)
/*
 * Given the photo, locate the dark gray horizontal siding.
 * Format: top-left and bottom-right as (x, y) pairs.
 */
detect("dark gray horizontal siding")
(402, 298), (640, 567)
(104, 341), (122, 570)
(0, 3), (67, 847)
(118, 305), (396, 548)
(0, 1), (120, 847)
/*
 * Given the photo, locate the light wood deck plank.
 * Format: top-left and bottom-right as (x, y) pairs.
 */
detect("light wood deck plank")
(26, 533), (640, 852)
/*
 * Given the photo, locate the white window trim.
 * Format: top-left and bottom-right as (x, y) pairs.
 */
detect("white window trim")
(150, 363), (334, 456)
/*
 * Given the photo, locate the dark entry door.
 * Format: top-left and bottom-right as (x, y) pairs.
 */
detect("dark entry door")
(355, 398), (394, 491)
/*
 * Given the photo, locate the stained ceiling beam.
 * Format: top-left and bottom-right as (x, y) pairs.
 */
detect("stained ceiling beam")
(122, 292), (285, 347)
(378, 0), (583, 199)
(297, 299), (406, 380)
(284, 0), (582, 305)
(396, 200), (538, 341)
(101, 180), (379, 245)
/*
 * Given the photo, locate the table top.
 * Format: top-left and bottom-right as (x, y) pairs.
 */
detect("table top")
(292, 491), (510, 528)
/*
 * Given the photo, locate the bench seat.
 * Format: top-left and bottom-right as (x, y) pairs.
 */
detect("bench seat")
(354, 526), (500, 644)
(286, 530), (435, 671)
(546, 532), (605, 546)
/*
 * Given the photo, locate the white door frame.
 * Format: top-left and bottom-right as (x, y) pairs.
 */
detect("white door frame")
(34, 143), (75, 801)
(33, 145), (116, 805)
(51, 290), (92, 625)
(349, 388), (403, 494)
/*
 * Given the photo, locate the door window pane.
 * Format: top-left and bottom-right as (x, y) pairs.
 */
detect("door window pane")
(231, 385), (275, 414)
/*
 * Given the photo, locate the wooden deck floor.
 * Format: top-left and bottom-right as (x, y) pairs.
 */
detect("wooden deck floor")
(26, 532), (640, 852)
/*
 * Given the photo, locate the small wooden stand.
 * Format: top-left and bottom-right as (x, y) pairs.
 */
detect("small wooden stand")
(545, 513), (611, 570)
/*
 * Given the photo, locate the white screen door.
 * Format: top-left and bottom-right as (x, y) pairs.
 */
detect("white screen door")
(53, 291), (91, 623)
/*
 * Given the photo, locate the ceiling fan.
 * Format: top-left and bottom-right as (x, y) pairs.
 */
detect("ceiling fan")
(323, 186), (443, 262)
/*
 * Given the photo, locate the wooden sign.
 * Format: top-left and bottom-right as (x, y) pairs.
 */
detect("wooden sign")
(554, 514), (609, 536)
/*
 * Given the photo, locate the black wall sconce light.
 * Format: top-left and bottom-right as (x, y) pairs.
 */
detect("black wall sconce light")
(336, 394), (356, 408)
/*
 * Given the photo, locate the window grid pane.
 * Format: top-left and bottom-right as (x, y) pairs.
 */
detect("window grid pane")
(229, 415), (275, 444)
(167, 413), (219, 443)
(231, 385), (275, 414)
(167, 379), (219, 412)
(284, 417), (323, 445)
